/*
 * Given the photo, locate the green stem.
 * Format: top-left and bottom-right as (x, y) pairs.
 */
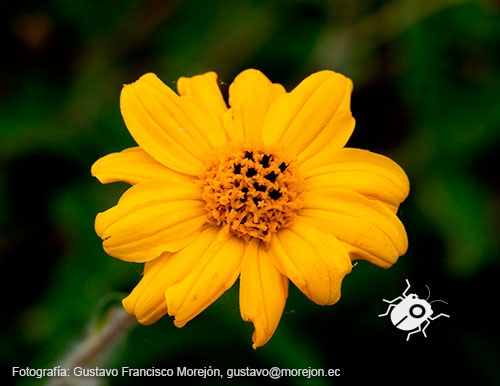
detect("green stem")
(49, 308), (136, 385)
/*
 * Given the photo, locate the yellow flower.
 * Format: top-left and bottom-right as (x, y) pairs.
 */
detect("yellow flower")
(92, 69), (409, 348)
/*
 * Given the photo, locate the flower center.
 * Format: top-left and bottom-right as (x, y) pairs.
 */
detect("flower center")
(199, 142), (305, 243)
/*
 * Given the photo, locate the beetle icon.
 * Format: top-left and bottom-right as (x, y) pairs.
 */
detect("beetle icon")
(379, 279), (450, 341)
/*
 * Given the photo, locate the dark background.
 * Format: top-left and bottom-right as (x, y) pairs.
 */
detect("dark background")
(1, 0), (500, 385)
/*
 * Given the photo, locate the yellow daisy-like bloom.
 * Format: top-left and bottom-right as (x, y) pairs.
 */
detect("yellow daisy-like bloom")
(92, 69), (409, 348)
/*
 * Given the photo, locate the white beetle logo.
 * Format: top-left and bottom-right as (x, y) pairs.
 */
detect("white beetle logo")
(379, 279), (450, 341)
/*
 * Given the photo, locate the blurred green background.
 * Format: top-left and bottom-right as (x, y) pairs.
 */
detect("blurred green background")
(2, 0), (500, 385)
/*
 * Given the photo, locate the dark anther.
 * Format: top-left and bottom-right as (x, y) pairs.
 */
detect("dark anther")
(253, 182), (267, 192)
(240, 187), (248, 202)
(279, 162), (288, 172)
(269, 190), (282, 200)
(234, 181), (240, 188)
(253, 197), (261, 206)
(260, 154), (271, 168)
(234, 163), (241, 174)
(246, 168), (257, 177)
(264, 171), (278, 183)
(245, 151), (254, 160)
(241, 215), (247, 224)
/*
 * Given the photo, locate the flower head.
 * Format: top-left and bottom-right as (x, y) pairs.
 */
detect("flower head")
(92, 69), (409, 348)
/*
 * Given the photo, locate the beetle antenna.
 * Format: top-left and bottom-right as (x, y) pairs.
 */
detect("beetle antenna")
(425, 285), (431, 300)
(430, 299), (448, 305)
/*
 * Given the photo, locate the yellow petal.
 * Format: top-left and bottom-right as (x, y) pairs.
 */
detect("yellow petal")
(228, 69), (286, 141)
(122, 226), (219, 324)
(177, 71), (228, 121)
(91, 147), (194, 185)
(269, 217), (352, 305)
(300, 148), (409, 211)
(165, 227), (245, 327)
(300, 189), (408, 268)
(261, 70), (354, 160)
(222, 108), (241, 141)
(95, 179), (207, 262)
(239, 239), (288, 349)
(270, 83), (286, 100)
(120, 73), (226, 175)
(122, 254), (171, 325)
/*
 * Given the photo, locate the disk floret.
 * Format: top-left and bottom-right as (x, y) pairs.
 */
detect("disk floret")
(200, 143), (305, 243)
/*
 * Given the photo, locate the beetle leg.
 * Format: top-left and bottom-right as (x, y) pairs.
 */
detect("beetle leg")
(406, 326), (422, 341)
(421, 320), (431, 337)
(378, 304), (397, 317)
(382, 296), (403, 304)
(402, 279), (411, 296)
(429, 313), (450, 321)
